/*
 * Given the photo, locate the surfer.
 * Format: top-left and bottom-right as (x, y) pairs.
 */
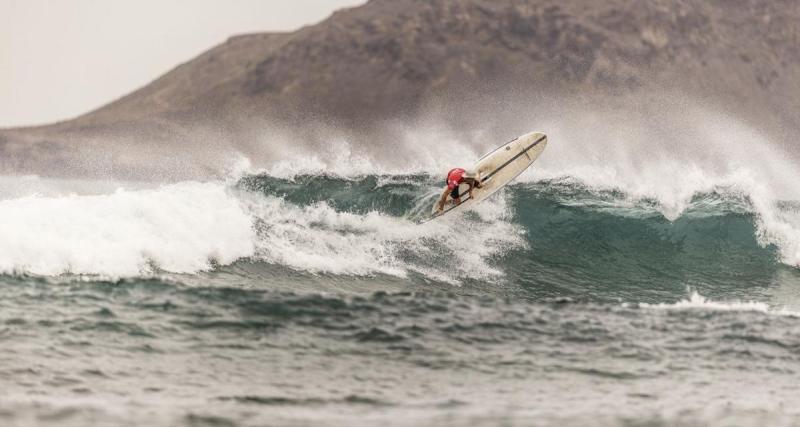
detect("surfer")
(437, 168), (482, 213)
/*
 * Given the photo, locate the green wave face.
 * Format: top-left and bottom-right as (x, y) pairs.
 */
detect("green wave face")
(236, 173), (792, 304)
(238, 173), (435, 218)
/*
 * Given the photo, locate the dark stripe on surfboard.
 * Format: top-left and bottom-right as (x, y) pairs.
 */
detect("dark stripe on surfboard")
(481, 134), (546, 182)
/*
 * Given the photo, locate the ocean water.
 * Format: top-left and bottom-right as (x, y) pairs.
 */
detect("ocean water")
(3, 120), (800, 426)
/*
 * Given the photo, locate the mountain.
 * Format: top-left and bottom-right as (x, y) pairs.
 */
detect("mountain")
(2, 0), (799, 179)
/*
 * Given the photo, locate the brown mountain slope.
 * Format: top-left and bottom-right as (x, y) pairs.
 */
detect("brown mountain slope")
(2, 0), (799, 179)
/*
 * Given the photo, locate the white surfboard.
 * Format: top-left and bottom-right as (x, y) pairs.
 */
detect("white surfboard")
(430, 131), (548, 218)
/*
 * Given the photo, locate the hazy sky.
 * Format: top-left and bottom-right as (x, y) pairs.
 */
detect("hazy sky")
(0, 0), (366, 127)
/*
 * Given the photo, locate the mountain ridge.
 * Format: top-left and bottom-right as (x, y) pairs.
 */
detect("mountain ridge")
(2, 0), (798, 179)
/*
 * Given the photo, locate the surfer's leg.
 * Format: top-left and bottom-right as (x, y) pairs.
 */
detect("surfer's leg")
(450, 187), (460, 205)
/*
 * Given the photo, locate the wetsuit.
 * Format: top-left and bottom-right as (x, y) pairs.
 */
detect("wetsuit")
(446, 168), (466, 200)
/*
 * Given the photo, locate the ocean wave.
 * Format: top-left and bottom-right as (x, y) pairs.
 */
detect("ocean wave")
(0, 175), (525, 282)
(0, 181), (255, 276)
(240, 173), (797, 269)
(238, 187), (524, 282)
(0, 166), (796, 283)
(245, 105), (800, 268)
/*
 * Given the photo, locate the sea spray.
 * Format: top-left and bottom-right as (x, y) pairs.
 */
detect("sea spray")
(237, 186), (525, 282)
(0, 181), (255, 276)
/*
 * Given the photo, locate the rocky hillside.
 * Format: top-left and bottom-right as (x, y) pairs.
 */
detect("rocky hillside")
(2, 0), (799, 178)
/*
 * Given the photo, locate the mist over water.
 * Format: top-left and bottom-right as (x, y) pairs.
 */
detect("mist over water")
(3, 102), (800, 426)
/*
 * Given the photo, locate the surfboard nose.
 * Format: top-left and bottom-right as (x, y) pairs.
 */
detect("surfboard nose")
(520, 131), (547, 143)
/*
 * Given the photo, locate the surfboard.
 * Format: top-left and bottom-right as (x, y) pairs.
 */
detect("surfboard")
(429, 131), (547, 218)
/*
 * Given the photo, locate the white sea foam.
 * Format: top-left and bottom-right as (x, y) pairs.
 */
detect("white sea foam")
(0, 176), (524, 282)
(635, 291), (800, 317)
(0, 181), (256, 276)
(239, 188), (524, 283)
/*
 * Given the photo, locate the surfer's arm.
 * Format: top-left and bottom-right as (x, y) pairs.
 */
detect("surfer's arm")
(437, 188), (450, 212)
